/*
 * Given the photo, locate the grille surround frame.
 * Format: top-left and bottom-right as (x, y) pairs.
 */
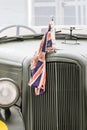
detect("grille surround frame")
(26, 57), (86, 130)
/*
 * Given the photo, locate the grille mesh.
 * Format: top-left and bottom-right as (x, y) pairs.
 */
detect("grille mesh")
(31, 61), (81, 130)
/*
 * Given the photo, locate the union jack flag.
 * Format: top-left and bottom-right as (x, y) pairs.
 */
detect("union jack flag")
(28, 19), (56, 96)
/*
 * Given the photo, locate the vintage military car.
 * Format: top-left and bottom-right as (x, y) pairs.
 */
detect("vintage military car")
(0, 25), (87, 130)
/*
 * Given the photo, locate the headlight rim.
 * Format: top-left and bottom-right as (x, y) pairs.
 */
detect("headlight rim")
(0, 78), (20, 108)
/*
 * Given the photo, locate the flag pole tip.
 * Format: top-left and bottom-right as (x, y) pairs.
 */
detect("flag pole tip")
(50, 16), (54, 21)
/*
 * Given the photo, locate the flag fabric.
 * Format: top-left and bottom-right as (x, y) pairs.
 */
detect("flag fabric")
(28, 19), (55, 96)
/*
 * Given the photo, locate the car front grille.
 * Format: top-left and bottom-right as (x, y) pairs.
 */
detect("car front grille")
(31, 61), (82, 130)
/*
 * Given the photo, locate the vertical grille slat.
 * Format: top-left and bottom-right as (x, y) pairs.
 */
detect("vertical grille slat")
(31, 61), (82, 130)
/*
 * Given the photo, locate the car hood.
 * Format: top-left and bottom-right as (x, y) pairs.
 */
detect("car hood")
(0, 39), (87, 65)
(0, 40), (40, 65)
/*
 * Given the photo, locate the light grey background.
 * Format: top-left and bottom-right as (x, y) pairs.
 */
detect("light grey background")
(0, 0), (28, 28)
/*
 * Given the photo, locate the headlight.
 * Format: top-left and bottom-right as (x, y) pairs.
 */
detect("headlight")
(0, 78), (19, 108)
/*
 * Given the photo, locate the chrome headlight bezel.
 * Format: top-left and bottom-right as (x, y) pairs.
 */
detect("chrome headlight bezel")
(0, 78), (20, 108)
